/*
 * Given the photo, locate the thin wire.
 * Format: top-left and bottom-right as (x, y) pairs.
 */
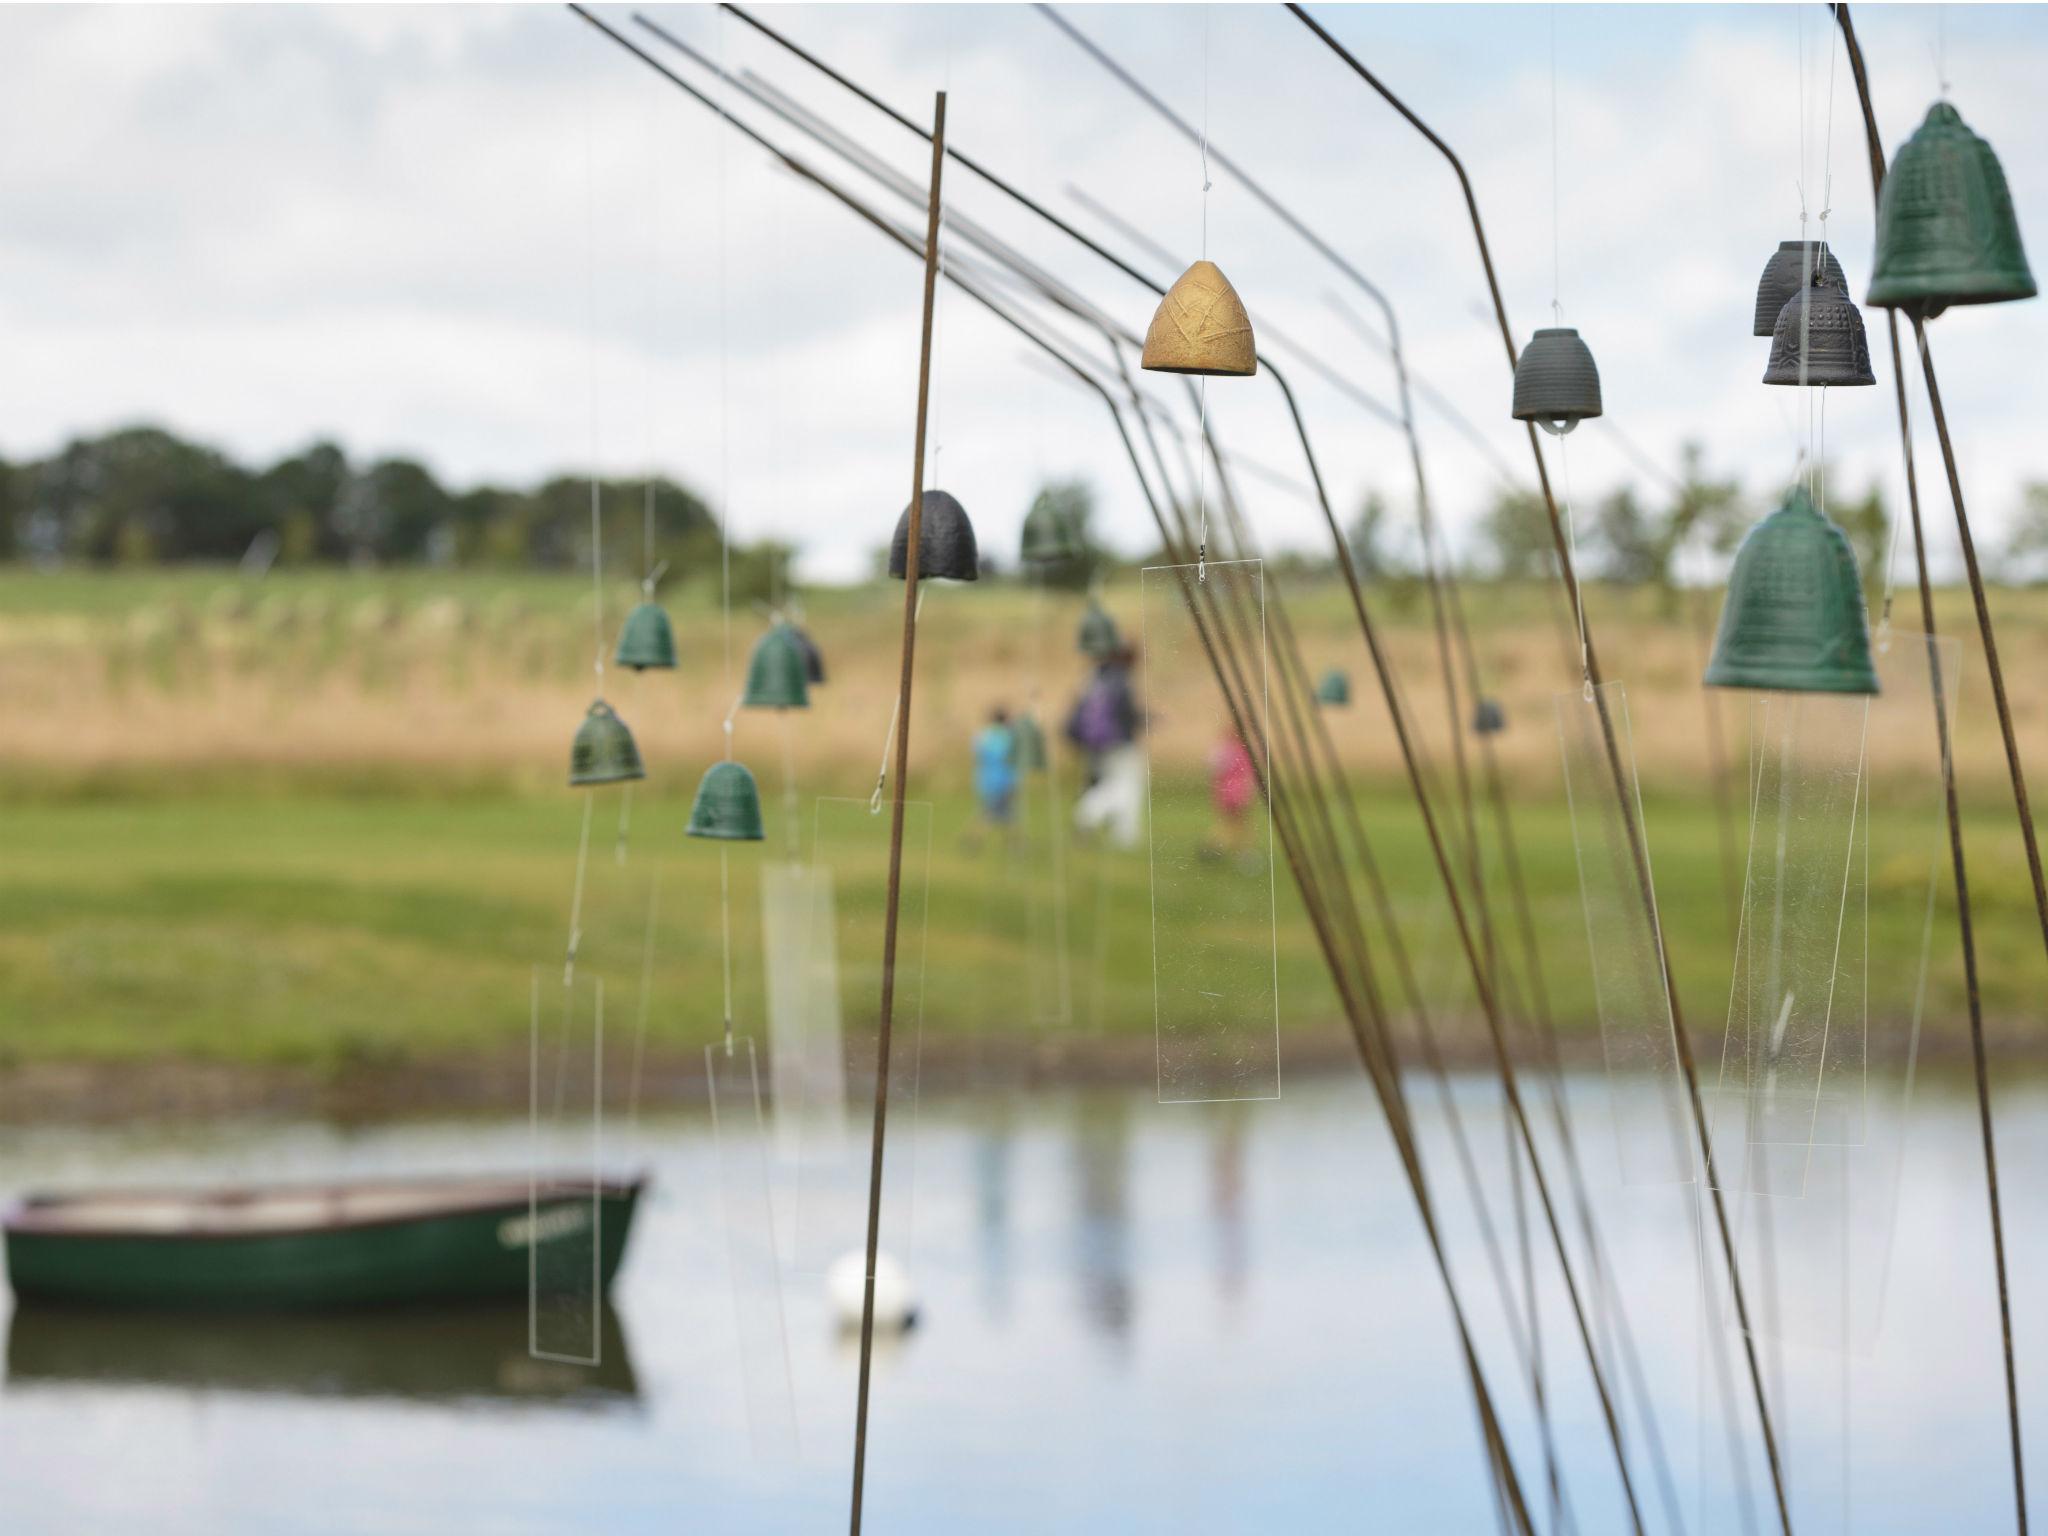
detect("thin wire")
(1549, 3), (1560, 321)
(1938, 4), (1951, 99)
(1558, 434), (1590, 694)
(717, 6), (735, 1052)
(585, 66), (607, 688)
(868, 586), (928, 812)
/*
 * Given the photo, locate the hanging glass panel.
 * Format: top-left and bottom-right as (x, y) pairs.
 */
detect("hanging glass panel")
(528, 969), (603, 1367)
(1556, 682), (1693, 1185)
(790, 796), (931, 1277)
(1140, 559), (1281, 1104)
(761, 860), (844, 1169)
(1706, 632), (1956, 1357)
(707, 1033), (799, 1458)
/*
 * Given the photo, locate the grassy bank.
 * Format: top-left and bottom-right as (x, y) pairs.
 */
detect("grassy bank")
(0, 566), (2043, 1097)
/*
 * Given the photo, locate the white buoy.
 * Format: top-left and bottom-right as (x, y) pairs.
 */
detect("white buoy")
(826, 1249), (918, 1333)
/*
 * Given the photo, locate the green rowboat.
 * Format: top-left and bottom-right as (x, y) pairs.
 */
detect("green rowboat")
(3, 1174), (643, 1310)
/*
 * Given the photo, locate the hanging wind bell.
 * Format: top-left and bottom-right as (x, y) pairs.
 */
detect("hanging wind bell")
(1510, 328), (1602, 435)
(568, 698), (646, 787)
(1753, 241), (1848, 336)
(1705, 485), (1879, 695)
(1142, 260), (1257, 377)
(741, 623), (811, 710)
(1473, 697), (1507, 735)
(614, 599), (678, 670)
(1077, 599), (1121, 659)
(1011, 711), (1050, 772)
(1762, 279), (1877, 387)
(1868, 102), (2036, 316)
(889, 490), (980, 581)
(1315, 667), (1351, 707)
(787, 623), (827, 686)
(1020, 495), (1084, 566)
(686, 759), (767, 841)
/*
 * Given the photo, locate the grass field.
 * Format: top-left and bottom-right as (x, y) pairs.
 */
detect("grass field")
(0, 566), (2044, 1085)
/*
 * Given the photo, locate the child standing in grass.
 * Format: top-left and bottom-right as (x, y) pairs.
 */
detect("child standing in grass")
(969, 706), (1018, 849)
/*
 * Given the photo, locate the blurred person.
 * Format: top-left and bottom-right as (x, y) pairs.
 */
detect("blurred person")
(1067, 645), (1144, 849)
(1202, 724), (1257, 869)
(966, 705), (1018, 851)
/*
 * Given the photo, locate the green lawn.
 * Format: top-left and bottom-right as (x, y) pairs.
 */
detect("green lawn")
(0, 776), (2032, 1072)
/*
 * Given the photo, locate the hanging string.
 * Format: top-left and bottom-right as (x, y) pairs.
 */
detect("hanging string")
(1195, 8), (1214, 579)
(1559, 433), (1591, 697)
(568, 49), (605, 987)
(1549, 3), (1561, 323)
(868, 586), (928, 813)
(1937, 5), (1951, 100)
(716, 5), (735, 1053)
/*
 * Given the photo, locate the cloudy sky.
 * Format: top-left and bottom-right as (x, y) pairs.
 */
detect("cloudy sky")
(3, 3), (2045, 582)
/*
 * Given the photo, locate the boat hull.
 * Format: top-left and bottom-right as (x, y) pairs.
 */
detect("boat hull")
(3, 1178), (641, 1311)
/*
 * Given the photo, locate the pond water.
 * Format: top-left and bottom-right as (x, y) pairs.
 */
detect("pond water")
(0, 1074), (2041, 1533)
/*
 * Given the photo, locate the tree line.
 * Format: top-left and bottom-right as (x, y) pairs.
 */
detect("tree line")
(0, 423), (729, 580)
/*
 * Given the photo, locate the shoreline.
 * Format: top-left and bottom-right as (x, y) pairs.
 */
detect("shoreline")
(2, 1019), (2037, 1125)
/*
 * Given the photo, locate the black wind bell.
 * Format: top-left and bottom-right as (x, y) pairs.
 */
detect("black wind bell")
(1472, 698), (1506, 735)
(890, 490), (979, 581)
(1763, 276), (1876, 387)
(1511, 328), (1602, 435)
(1752, 242), (1847, 337)
(787, 623), (827, 686)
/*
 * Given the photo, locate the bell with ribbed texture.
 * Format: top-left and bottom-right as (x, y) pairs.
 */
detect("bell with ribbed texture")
(1077, 600), (1121, 660)
(1315, 668), (1350, 707)
(742, 624), (810, 710)
(1762, 282), (1876, 386)
(613, 600), (677, 671)
(1511, 328), (1602, 435)
(787, 624), (826, 686)
(1869, 101), (2036, 316)
(686, 760), (766, 842)
(1020, 497), (1084, 566)
(1011, 712), (1049, 772)
(889, 490), (979, 581)
(1704, 485), (1879, 695)
(1754, 241), (1848, 336)
(568, 699), (646, 787)
(1142, 260), (1257, 377)
(1473, 698), (1507, 735)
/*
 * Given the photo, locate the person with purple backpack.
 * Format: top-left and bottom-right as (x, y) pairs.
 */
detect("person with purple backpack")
(1065, 643), (1145, 848)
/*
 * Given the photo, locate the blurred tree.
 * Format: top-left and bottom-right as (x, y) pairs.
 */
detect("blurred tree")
(1592, 487), (1663, 585)
(259, 442), (350, 561)
(1346, 490), (1399, 580)
(2005, 481), (2048, 583)
(0, 457), (18, 561)
(1476, 487), (1555, 581)
(1828, 481), (1890, 604)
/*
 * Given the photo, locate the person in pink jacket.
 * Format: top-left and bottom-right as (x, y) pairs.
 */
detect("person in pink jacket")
(1204, 726), (1257, 865)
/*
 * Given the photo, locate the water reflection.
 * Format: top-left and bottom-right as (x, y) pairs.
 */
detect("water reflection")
(5, 1302), (640, 1406)
(1068, 1094), (1134, 1344)
(1206, 1102), (1249, 1314)
(972, 1105), (1013, 1325)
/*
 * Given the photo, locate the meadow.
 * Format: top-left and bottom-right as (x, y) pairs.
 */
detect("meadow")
(1, 565), (2043, 1108)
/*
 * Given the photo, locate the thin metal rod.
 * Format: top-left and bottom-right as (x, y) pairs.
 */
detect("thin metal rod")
(1831, 10), (2028, 1529)
(1282, 9), (1794, 1532)
(846, 90), (945, 1536)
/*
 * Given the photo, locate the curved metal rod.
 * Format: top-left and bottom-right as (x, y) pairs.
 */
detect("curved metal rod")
(567, 6), (1540, 1525)
(1832, 9), (2028, 1530)
(1280, 8), (1794, 1533)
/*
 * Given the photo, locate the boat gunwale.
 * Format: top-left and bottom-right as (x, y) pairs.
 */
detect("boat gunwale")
(2, 1172), (648, 1244)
